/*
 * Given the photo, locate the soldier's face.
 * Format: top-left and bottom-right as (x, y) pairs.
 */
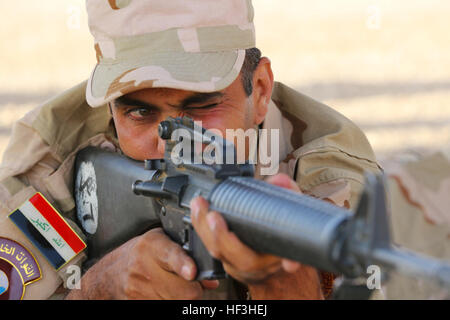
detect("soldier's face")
(110, 58), (274, 161)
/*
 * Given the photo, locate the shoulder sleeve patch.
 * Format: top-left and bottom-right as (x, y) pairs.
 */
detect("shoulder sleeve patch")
(0, 237), (42, 300)
(8, 192), (87, 271)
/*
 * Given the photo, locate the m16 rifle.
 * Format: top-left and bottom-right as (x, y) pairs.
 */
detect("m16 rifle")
(74, 116), (450, 297)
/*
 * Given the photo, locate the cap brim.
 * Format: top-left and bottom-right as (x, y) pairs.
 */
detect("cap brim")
(86, 49), (245, 107)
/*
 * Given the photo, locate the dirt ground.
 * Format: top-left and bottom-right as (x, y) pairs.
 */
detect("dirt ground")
(1, 0), (449, 161)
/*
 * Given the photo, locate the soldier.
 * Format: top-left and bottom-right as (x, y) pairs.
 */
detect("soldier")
(0, 0), (381, 299)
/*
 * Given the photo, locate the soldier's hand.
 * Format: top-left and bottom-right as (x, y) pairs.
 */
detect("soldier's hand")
(66, 228), (218, 299)
(190, 173), (323, 299)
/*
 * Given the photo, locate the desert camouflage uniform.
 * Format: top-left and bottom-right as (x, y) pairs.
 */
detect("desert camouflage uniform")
(0, 80), (382, 299)
(381, 150), (450, 299)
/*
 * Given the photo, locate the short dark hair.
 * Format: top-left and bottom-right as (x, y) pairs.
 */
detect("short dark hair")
(241, 47), (262, 96)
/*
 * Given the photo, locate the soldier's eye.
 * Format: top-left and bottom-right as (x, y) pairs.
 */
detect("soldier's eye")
(125, 108), (157, 121)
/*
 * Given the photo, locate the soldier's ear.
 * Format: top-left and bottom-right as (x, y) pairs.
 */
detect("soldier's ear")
(252, 57), (274, 125)
(108, 102), (113, 116)
(108, 102), (118, 137)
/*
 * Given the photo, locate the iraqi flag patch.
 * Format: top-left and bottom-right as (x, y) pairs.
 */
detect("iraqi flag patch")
(8, 193), (86, 270)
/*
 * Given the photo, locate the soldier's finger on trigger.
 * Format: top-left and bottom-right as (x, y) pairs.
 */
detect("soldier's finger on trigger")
(156, 268), (204, 300)
(144, 228), (197, 280)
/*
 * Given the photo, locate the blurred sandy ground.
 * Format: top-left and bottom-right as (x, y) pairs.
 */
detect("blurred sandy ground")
(1, 0), (450, 161)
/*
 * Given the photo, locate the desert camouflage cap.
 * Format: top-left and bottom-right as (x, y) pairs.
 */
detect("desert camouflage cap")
(85, 0), (256, 107)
